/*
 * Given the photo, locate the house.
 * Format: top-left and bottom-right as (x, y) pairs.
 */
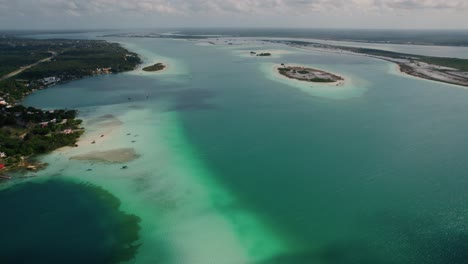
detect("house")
(0, 152), (6, 158)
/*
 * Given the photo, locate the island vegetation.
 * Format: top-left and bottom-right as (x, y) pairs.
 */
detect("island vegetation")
(250, 51), (272, 57)
(142, 63), (166, 72)
(278, 64), (344, 83)
(0, 36), (141, 175)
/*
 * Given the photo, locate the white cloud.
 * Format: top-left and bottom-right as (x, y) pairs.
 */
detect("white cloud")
(1, 0), (465, 17)
(0, 0), (467, 29)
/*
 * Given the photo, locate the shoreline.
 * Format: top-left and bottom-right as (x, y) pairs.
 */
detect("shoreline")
(0, 41), (143, 178)
(280, 41), (468, 88)
(54, 113), (142, 164)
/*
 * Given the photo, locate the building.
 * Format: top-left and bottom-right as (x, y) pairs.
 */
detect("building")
(42, 77), (61, 85)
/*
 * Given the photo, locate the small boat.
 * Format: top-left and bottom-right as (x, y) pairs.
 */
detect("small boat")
(91, 140), (96, 144)
(121, 166), (128, 169)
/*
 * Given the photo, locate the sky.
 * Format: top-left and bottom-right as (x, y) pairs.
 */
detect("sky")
(0, 0), (467, 30)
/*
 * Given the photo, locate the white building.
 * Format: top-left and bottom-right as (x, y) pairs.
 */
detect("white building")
(42, 77), (60, 85)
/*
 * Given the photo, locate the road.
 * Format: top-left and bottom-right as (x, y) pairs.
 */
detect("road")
(0, 53), (56, 81)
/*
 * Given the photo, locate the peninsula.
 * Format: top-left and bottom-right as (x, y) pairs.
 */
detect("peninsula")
(270, 39), (468, 87)
(277, 64), (344, 83)
(0, 36), (141, 174)
(142, 63), (166, 72)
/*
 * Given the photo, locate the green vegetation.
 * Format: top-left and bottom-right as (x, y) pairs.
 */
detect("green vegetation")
(0, 37), (142, 172)
(347, 47), (468, 71)
(0, 38), (53, 76)
(310, 78), (334, 83)
(142, 63), (165, 72)
(0, 105), (83, 166)
(18, 42), (141, 80)
(0, 37), (141, 103)
(277, 65), (342, 83)
(281, 40), (468, 72)
(419, 57), (468, 71)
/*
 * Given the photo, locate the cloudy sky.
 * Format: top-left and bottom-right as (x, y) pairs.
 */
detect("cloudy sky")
(0, 0), (467, 29)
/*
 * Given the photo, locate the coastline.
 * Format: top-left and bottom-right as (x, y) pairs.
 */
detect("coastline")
(280, 41), (468, 88)
(0, 40), (142, 177)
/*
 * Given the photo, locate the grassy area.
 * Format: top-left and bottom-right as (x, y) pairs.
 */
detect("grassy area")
(330, 44), (468, 71)
(142, 63), (165, 72)
(418, 57), (468, 71)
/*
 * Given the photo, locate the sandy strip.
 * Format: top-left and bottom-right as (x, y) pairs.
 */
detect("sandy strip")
(70, 148), (139, 163)
(54, 114), (123, 154)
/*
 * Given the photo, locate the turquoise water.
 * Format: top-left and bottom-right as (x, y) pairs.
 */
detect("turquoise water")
(9, 33), (468, 263)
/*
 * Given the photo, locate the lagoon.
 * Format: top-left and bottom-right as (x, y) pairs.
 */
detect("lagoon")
(5, 32), (468, 263)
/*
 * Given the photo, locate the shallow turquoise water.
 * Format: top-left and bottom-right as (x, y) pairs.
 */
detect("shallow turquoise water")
(16, 34), (468, 263)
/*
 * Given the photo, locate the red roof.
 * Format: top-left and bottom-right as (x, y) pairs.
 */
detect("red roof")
(0, 164), (5, 169)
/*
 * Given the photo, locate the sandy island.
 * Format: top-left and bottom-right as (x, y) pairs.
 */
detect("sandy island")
(274, 64), (345, 85)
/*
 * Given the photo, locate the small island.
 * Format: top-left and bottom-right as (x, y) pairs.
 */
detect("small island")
(277, 64), (344, 83)
(250, 51), (271, 57)
(142, 63), (166, 72)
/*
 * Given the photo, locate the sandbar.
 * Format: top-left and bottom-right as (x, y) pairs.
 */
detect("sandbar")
(70, 148), (139, 163)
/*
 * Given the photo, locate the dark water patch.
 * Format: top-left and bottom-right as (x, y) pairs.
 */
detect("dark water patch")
(259, 212), (468, 264)
(0, 179), (141, 264)
(170, 89), (217, 111)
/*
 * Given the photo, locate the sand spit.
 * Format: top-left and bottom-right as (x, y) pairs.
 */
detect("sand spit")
(70, 148), (139, 163)
(282, 41), (468, 88)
